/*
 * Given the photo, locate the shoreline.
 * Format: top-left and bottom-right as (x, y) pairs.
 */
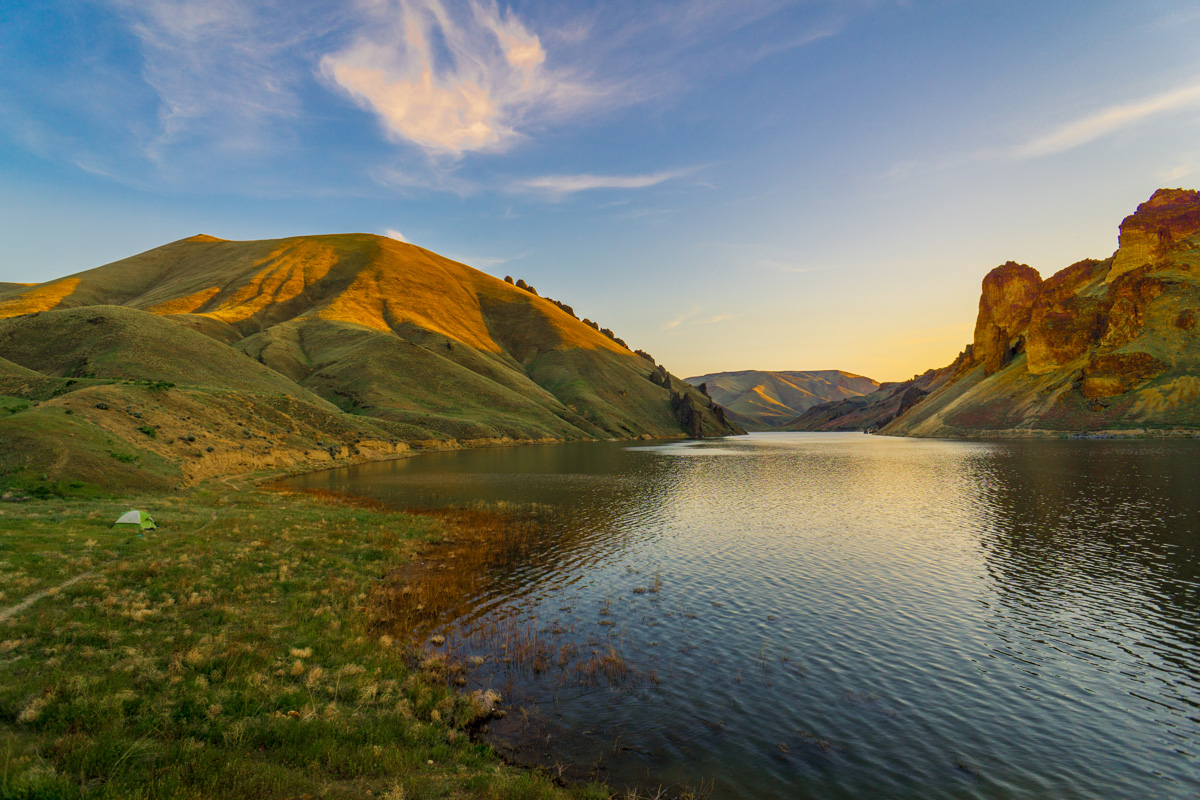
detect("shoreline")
(231, 431), (689, 494)
(876, 426), (1200, 439)
(0, 476), (616, 800)
(0, 434), (692, 800)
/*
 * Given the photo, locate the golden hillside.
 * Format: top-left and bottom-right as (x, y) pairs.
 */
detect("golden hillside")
(0, 234), (741, 493)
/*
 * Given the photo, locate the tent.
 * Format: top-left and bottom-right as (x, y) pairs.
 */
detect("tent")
(113, 510), (157, 530)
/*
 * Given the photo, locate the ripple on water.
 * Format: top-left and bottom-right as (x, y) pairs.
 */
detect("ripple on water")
(283, 433), (1200, 800)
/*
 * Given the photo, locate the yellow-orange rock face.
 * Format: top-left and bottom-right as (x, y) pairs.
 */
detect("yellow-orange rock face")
(1026, 259), (1109, 374)
(1109, 188), (1200, 281)
(882, 188), (1200, 437)
(972, 261), (1042, 374)
(1080, 352), (1168, 399)
(1101, 269), (1166, 348)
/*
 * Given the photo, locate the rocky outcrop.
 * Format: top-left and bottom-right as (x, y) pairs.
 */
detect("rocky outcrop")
(1100, 269), (1166, 348)
(1026, 259), (1109, 374)
(798, 188), (1200, 437)
(1109, 188), (1200, 281)
(670, 387), (743, 438)
(973, 262), (1041, 374)
(649, 364), (672, 389)
(1080, 352), (1167, 399)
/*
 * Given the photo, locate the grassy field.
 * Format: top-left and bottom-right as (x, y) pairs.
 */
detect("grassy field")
(0, 234), (741, 466)
(0, 481), (611, 800)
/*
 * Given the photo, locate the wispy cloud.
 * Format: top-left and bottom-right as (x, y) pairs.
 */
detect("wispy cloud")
(696, 313), (737, 325)
(1159, 158), (1198, 182)
(517, 169), (691, 195)
(748, 26), (841, 61)
(1015, 80), (1200, 158)
(110, 0), (312, 160)
(320, 0), (604, 157)
(883, 78), (1200, 182)
(663, 309), (739, 330)
(35, 0), (861, 192)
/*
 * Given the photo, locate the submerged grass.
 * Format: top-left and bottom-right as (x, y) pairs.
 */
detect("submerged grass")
(0, 485), (609, 800)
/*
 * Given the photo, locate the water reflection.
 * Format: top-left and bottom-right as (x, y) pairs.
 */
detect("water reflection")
(283, 434), (1200, 800)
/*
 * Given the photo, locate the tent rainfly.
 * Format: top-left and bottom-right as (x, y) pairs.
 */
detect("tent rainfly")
(113, 510), (157, 530)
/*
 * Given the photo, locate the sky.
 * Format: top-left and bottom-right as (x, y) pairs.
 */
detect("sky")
(2, 0), (1200, 382)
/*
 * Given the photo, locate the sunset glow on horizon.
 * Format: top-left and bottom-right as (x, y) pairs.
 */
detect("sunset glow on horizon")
(3, 0), (1200, 382)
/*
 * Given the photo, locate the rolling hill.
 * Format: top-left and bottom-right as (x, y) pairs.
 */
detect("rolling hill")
(0, 233), (741, 493)
(684, 369), (879, 430)
(788, 188), (1200, 436)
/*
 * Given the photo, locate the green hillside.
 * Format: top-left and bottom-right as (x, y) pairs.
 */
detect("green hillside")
(0, 234), (741, 493)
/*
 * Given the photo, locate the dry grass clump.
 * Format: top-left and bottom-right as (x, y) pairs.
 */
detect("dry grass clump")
(0, 486), (607, 800)
(573, 647), (634, 687)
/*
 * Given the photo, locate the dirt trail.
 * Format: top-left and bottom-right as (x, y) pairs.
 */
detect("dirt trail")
(0, 512), (219, 623)
(0, 570), (95, 622)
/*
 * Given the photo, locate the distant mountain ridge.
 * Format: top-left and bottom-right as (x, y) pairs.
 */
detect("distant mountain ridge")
(0, 233), (741, 493)
(684, 369), (879, 430)
(788, 188), (1200, 436)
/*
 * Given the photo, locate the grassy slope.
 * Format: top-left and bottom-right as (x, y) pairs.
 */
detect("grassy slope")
(0, 486), (609, 800)
(240, 318), (598, 441)
(0, 306), (333, 405)
(0, 234), (739, 493)
(0, 305), (418, 495)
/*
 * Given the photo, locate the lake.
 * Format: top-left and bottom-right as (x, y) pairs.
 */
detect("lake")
(282, 432), (1200, 799)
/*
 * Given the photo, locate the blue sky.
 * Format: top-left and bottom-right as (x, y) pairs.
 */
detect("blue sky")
(3, 0), (1200, 381)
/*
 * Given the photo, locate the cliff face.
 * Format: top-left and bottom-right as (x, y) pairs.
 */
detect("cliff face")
(792, 189), (1200, 436)
(1109, 188), (1200, 281)
(973, 261), (1042, 374)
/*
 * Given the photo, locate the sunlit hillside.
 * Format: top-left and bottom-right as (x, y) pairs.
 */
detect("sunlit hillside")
(684, 369), (879, 430)
(0, 234), (741, 493)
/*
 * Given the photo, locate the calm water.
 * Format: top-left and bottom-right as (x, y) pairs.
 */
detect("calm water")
(284, 433), (1200, 799)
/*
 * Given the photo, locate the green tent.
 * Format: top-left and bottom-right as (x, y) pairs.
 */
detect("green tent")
(113, 510), (157, 530)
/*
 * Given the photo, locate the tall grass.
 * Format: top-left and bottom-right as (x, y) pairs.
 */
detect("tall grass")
(0, 487), (610, 800)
